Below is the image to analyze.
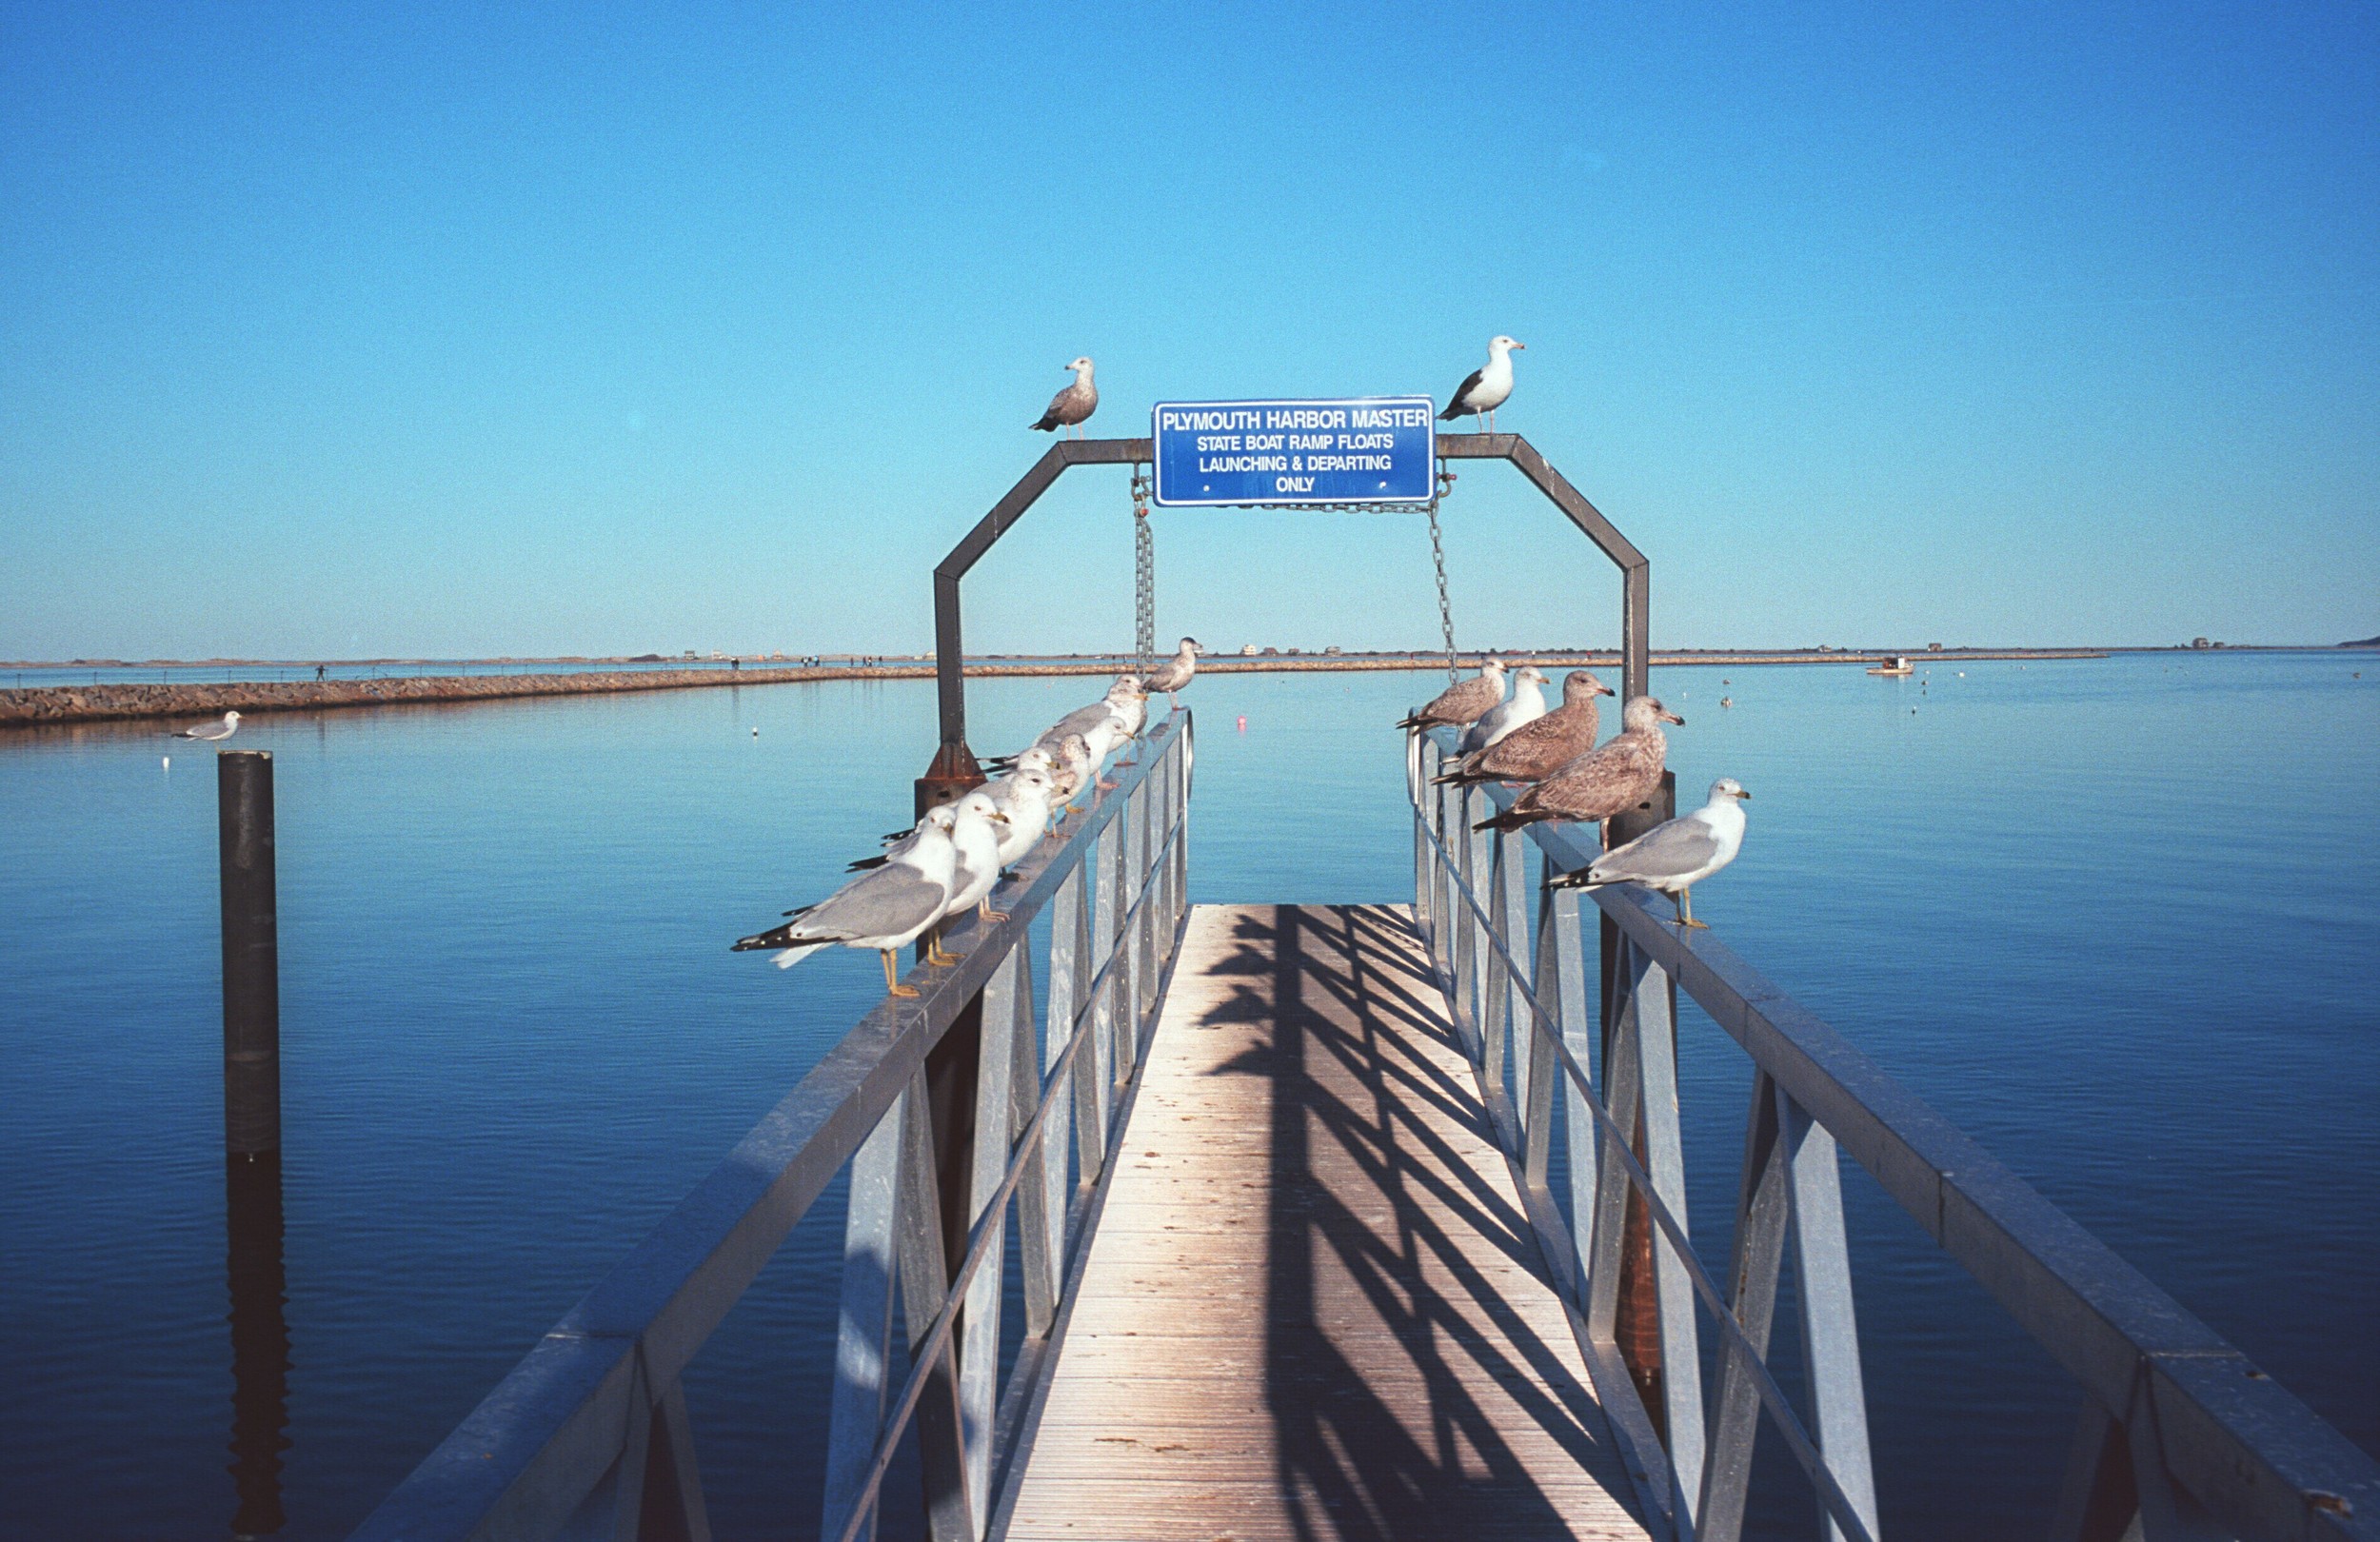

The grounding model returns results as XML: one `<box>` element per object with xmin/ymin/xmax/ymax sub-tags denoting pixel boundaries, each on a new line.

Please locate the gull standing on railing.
<box><xmin>732</xmin><ymin>806</ymin><xmax>960</xmax><ymax>997</ymax></box>
<box><xmin>1435</xmin><ymin>669</ymin><xmax>1614</xmax><ymax>786</ymax></box>
<box><xmin>986</xmin><ymin>769</ymin><xmax>1055</xmax><ymax>869</ymax></box>
<box><xmin>1031</xmin><ymin>356</ymin><xmax>1099</xmax><ymax>439</ymax></box>
<box><xmin>1476</xmin><ymin>694</ymin><xmax>1681</xmax><ymax>838</ymax></box>
<box><xmin>1143</xmin><ymin>637</ymin><xmax>1201</xmax><ymax>707</ymax></box>
<box><xmin>1398</xmin><ymin>658</ymin><xmax>1508</xmax><ymax>731</ymax></box>
<box><xmin>1045</xmin><ymin>734</ymin><xmax>1095</xmax><ymax>821</ymax></box>
<box><xmin>1459</xmin><ymin>664</ymin><xmax>1548</xmax><ymax>753</ymax></box>
<box><xmin>1554</xmin><ymin>777</ymin><xmax>1749</xmax><ymax>928</ymax></box>
<box><xmin>939</xmin><ymin>793</ymin><xmax>1014</xmax><ymax>931</ymax></box>
<box><xmin>1438</xmin><ymin>336</ymin><xmax>1525</xmax><ymax>434</ymax></box>
<box><xmin>171</xmin><ymin>710</ymin><xmax>241</xmax><ymax>741</ymax></box>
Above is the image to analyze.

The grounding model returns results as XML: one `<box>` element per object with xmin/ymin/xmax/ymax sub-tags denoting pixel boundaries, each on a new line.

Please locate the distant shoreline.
<box><xmin>0</xmin><ymin>644</ymin><xmax>2343</xmax><ymax>731</ymax></box>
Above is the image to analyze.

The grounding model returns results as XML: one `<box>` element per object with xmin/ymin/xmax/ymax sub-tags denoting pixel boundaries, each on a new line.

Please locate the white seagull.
<box><xmin>172</xmin><ymin>711</ymin><xmax>241</xmax><ymax>741</ymax></box>
<box><xmin>1554</xmin><ymin>778</ymin><xmax>1750</xmax><ymax>929</ymax></box>
<box><xmin>1439</xmin><ymin>336</ymin><xmax>1525</xmax><ymax>433</ymax></box>
<box><xmin>734</xmin><ymin>806</ymin><xmax>961</xmax><ymax>996</ymax></box>
<box><xmin>1459</xmin><ymin>665</ymin><xmax>1549</xmax><ymax>754</ymax></box>
<box><xmin>941</xmin><ymin>794</ymin><xmax>1015</xmax><ymax>928</ymax></box>
<box><xmin>1032</xmin><ymin>357</ymin><xmax>1099</xmax><ymax>439</ymax></box>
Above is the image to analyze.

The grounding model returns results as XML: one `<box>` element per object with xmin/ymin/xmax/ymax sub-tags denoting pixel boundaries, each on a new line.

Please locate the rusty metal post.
<box><xmin>1600</xmin><ymin>767</ymin><xmax>1676</xmax><ymax>1436</ymax></box>
<box><xmin>218</xmin><ymin>751</ymin><xmax>280</xmax><ymax>1156</ymax></box>
<box><xmin>225</xmin><ymin>1150</ymin><xmax>290</xmax><ymax>1540</ymax></box>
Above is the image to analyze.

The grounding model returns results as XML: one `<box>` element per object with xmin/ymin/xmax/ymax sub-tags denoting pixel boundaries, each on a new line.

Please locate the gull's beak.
<box><xmin>1736</xmin><ymin>789</ymin><xmax>1751</xmax><ymax>801</ymax></box>
<box><xmin>1660</xmin><ymin>709</ymin><xmax>1685</xmax><ymax>725</ymax></box>
<box><xmin>1511</xmin><ymin>341</ymin><xmax>1526</xmax><ymax>349</ymax></box>
<box><xmin>992</xmin><ymin>811</ymin><xmax>1011</xmax><ymax>824</ymax></box>
<box><xmin>1597</xmin><ymin>682</ymin><xmax>1616</xmax><ymax>696</ymax></box>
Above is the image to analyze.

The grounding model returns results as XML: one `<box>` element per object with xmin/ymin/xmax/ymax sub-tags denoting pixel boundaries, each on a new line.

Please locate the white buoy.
<box><xmin>751</xmin><ymin>727</ymin><xmax>759</xmax><ymax>737</ymax></box>
<box><xmin>162</xmin><ymin>755</ymin><xmax>170</xmax><ymax>770</ymax></box>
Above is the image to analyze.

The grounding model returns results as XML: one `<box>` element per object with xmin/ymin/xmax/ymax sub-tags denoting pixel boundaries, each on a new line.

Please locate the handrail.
<box><xmin>349</xmin><ymin>710</ymin><xmax>1195</xmax><ymax>1542</ymax></box>
<box><xmin>1406</xmin><ymin>727</ymin><xmax>2379</xmax><ymax>1542</ymax></box>
<box><xmin>1407</xmin><ymin>762</ymin><xmax>1876</xmax><ymax>1541</ymax></box>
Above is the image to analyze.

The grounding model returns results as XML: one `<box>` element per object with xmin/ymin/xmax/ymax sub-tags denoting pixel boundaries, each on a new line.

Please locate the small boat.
<box><xmin>1867</xmin><ymin>655</ymin><xmax>1914</xmax><ymax>677</ymax></box>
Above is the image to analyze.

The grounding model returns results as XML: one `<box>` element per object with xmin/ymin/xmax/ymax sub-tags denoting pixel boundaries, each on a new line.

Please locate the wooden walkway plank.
<box><xmin>999</xmin><ymin>904</ymin><xmax>1649</xmax><ymax>1542</ymax></box>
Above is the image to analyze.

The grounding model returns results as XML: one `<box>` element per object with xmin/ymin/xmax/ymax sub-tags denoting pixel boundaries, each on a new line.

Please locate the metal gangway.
<box><xmin>350</xmin><ymin>434</ymin><xmax>2377</xmax><ymax>1542</ymax></box>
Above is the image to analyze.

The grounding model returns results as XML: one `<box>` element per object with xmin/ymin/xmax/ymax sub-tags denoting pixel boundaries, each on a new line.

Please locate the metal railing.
<box><xmin>350</xmin><ymin>710</ymin><xmax>1195</xmax><ymax>1542</ymax></box>
<box><xmin>1406</xmin><ymin>728</ymin><xmax>2378</xmax><ymax>1542</ymax></box>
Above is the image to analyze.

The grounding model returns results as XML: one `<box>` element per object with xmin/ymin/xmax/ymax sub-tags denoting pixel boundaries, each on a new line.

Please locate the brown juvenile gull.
<box><xmin>1438</xmin><ymin>335</ymin><xmax>1525</xmax><ymax>434</ymax></box>
<box><xmin>1436</xmin><ymin>669</ymin><xmax>1614</xmax><ymax>786</ymax></box>
<box><xmin>1031</xmin><ymin>356</ymin><xmax>1099</xmax><ymax>439</ymax></box>
<box><xmin>1552</xmin><ymin>777</ymin><xmax>1749</xmax><ymax>928</ymax></box>
<box><xmin>1397</xmin><ymin>659</ymin><xmax>1508</xmax><ymax>731</ymax></box>
<box><xmin>1143</xmin><ymin>637</ymin><xmax>1200</xmax><ymax>705</ymax></box>
<box><xmin>1476</xmin><ymin>694</ymin><xmax>1682</xmax><ymax>836</ymax></box>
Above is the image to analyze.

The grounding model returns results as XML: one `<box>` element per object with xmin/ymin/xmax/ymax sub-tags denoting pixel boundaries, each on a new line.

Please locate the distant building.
<box><xmin>683</xmin><ymin>650</ymin><xmax>698</xmax><ymax>660</ymax></box>
<box><xmin>2192</xmin><ymin>637</ymin><xmax>2212</xmax><ymax>649</ymax></box>
<box><xmin>1240</xmin><ymin>643</ymin><xmax>1260</xmax><ymax>656</ymax></box>
<box><xmin>1927</xmin><ymin>642</ymin><xmax>1944</xmax><ymax>651</ymax></box>
<box><xmin>1324</xmin><ymin>645</ymin><xmax>1343</xmax><ymax>655</ymax></box>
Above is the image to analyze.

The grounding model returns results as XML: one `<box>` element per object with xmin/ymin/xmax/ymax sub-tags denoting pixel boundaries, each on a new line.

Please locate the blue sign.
<box><xmin>1151</xmin><ymin>397</ymin><xmax>1437</xmax><ymax>506</ymax></box>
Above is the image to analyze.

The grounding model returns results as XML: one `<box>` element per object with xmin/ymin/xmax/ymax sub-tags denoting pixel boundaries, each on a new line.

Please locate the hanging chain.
<box><xmin>1131</xmin><ymin>469</ymin><xmax>1157</xmax><ymax>670</ymax></box>
<box><xmin>1424</xmin><ymin>463</ymin><xmax>1459</xmax><ymax>680</ymax></box>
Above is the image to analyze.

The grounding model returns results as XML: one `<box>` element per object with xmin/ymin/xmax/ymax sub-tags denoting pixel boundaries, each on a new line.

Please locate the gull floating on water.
<box><xmin>1144</xmin><ymin>638</ymin><xmax>1200</xmax><ymax>706</ymax></box>
<box><xmin>1398</xmin><ymin>659</ymin><xmax>1508</xmax><ymax>732</ymax></box>
<box><xmin>1477</xmin><ymin>695</ymin><xmax>1681</xmax><ymax>836</ymax></box>
<box><xmin>1554</xmin><ymin>778</ymin><xmax>1749</xmax><ymax>929</ymax></box>
<box><xmin>1437</xmin><ymin>670</ymin><xmax>1613</xmax><ymax>786</ymax></box>
<box><xmin>172</xmin><ymin>711</ymin><xmax>241</xmax><ymax>741</ymax></box>
<box><xmin>734</xmin><ymin>805</ymin><xmax>960</xmax><ymax>997</ymax></box>
<box><xmin>1032</xmin><ymin>357</ymin><xmax>1099</xmax><ymax>439</ymax></box>
<box><xmin>1439</xmin><ymin>336</ymin><xmax>1525</xmax><ymax>434</ymax></box>
<box><xmin>1460</xmin><ymin>665</ymin><xmax>1549</xmax><ymax>754</ymax></box>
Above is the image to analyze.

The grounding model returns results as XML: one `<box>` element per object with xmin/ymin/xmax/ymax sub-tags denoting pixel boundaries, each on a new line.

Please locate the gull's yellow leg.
<box><xmin>980</xmin><ymin>899</ymin><xmax>1011</xmax><ymax>924</ymax></box>
<box><xmin>883</xmin><ymin>950</ymin><xmax>921</xmax><ymax>998</ymax></box>
<box><xmin>1678</xmin><ymin>888</ymin><xmax>1709</xmax><ymax>930</ymax></box>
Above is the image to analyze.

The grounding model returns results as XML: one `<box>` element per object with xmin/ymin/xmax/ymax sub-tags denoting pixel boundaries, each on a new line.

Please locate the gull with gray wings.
<box><xmin>1554</xmin><ymin>777</ymin><xmax>1749</xmax><ymax>929</ymax></box>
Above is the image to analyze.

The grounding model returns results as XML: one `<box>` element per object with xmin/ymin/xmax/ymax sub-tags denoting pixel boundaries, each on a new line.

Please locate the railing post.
<box><xmin>1061</xmin><ymin>864</ymin><xmax>1108</xmax><ymax>1188</ymax></box>
<box><xmin>1549</xmin><ymin>886</ymin><xmax>1597</xmax><ymax>1289</ymax></box>
<box><xmin>1522</xmin><ymin>873</ymin><xmax>1562</xmax><ymax>1191</ymax></box>
<box><xmin>1600</xmin><ymin>772</ymin><xmax>1676</xmax><ymax>1439</ymax></box>
<box><xmin>1780</xmin><ymin>1088</ymin><xmax>1878</xmax><ymax>1542</ymax></box>
<box><xmin>1009</xmin><ymin>943</ymin><xmax>1059</xmax><ymax>1340</ymax></box>
<box><xmin>958</xmin><ymin>949</ymin><xmax>1025</xmax><ymax>1532</ymax></box>
<box><xmin>1696</xmin><ymin>1071</ymin><xmax>1791</xmax><ymax>1542</ymax></box>
<box><xmin>1483</xmin><ymin>832</ymin><xmax>1512</xmax><ymax>1090</ymax></box>
<box><xmin>1630</xmin><ymin>941</ymin><xmax>1706</xmax><ymax>1529</ymax></box>
<box><xmin>896</xmin><ymin>1069</ymin><xmax>976</xmax><ymax>1542</ymax></box>
<box><xmin>1495</xmin><ymin>824</ymin><xmax>1531</xmax><ymax>1103</ymax></box>
<box><xmin>822</xmin><ymin>1094</ymin><xmax>908</xmax><ymax>1542</ymax></box>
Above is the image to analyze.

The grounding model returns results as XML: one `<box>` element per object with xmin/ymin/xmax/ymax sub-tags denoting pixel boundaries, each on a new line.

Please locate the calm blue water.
<box><xmin>1</xmin><ymin>653</ymin><xmax>2372</xmax><ymax>1540</ymax></box>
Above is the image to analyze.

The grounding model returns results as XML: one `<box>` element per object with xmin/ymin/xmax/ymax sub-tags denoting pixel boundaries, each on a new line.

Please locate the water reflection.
<box><xmin>225</xmin><ymin>1153</ymin><xmax>289</xmax><ymax>1539</ymax></box>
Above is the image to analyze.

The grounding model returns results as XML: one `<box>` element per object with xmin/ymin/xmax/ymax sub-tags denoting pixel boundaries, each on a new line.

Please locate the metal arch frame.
<box><xmin>922</xmin><ymin>432</ymin><xmax>1651</xmax><ymax>801</ymax></box>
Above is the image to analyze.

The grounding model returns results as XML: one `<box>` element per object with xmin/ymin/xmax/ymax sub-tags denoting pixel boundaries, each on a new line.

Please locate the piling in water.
<box><xmin>218</xmin><ymin>751</ymin><xmax>279</xmax><ymax>1156</ymax></box>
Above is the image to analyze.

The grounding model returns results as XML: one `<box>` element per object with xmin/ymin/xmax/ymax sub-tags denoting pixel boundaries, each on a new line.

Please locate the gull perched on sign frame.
<box><xmin>1439</xmin><ymin>336</ymin><xmax>1525</xmax><ymax>433</ymax></box>
<box><xmin>1032</xmin><ymin>357</ymin><xmax>1099</xmax><ymax>439</ymax></box>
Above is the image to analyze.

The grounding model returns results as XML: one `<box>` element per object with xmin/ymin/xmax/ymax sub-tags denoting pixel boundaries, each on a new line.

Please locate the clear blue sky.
<box><xmin>3</xmin><ymin>2</ymin><xmax>2373</xmax><ymax>659</ymax></box>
